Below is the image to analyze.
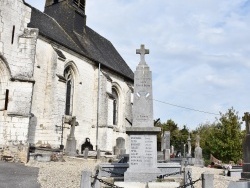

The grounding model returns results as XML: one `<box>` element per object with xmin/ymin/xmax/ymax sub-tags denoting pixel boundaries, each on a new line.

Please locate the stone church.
<box><xmin>0</xmin><ymin>0</ymin><xmax>133</xmax><ymax>160</ymax></box>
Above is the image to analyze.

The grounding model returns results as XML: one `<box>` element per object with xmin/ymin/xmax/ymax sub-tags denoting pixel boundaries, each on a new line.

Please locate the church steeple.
<box><xmin>72</xmin><ymin>0</ymin><xmax>86</xmax><ymax>14</ymax></box>
<box><xmin>45</xmin><ymin>0</ymin><xmax>86</xmax><ymax>15</ymax></box>
<box><xmin>44</xmin><ymin>0</ymin><xmax>87</xmax><ymax>35</ymax></box>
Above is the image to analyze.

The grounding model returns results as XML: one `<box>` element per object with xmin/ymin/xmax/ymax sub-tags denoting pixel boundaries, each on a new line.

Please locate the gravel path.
<box><xmin>27</xmin><ymin>157</ymin><xmax>101</xmax><ymax>188</ymax></box>
<box><xmin>189</xmin><ymin>166</ymin><xmax>239</xmax><ymax>188</ymax></box>
<box><xmin>27</xmin><ymin>158</ymin><xmax>240</xmax><ymax>188</ymax></box>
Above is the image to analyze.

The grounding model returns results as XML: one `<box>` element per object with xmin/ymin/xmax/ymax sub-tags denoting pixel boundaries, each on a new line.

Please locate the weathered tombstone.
<box><xmin>114</xmin><ymin>137</ymin><xmax>126</xmax><ymax>156</ymax></box>
<box><xmin>163</xmin><ymin>149</ymin><xmax>171</xmax><ymax>161</ymax></box>
<box><xmin>84</xmin><ymin>148</ymin><xmax>89</xmax><ymax>159</ymax></box>
<box><xmin>171</xmin><ymin>145</ymin><xmax>174</xmax><ymax>156</ymax></box>
<box><xmin>194</xmin><ymin>135</ymin><xmax>204</xmax><ymax>167</ymax></box>
<box><xmin>124</xmin><ymin>45</ymin><xmax>161</xmax><ymax>182</ymax></box>
<box><xmin>65</xmin><ymin>116</ymin><xmax>77</xmax><ymax>156</ymax></box>
<box><xmin>242</xmin><ymin>112</ymin><xmax>250</xmax><ymax>179</ymax></box>
<box><xmin>161</xmin><ymin>131</ymin><xmax>170</xmax><ymax>151</ymax></box>
<box><xmin>161</xmin><ymin>131</ymin><xmax>170</xmax><ymax>161</ymax></box>
<box><xmin>187</xmin><ymin>134</ymin><xmax>191</xmax><ymax>157</ymax></box>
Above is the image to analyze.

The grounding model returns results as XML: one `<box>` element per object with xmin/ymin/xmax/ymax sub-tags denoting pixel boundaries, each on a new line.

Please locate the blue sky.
<box><xmin>25</xmin><ymin>0</ymin><xmax>250</xmax><ymax>130</ymax></box>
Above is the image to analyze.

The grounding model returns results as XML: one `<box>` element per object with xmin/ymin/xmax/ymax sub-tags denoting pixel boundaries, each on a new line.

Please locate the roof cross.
<box><xmin>136</xmin><ymin>44</ymin><xmax>149</xmax><ymax>63</ymax></box>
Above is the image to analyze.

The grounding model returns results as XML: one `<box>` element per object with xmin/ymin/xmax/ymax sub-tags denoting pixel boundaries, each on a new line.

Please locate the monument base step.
<box><xmin>115</xmin><ymin>182</ymin><xmax>180</xmax><ymax>188</ymax></box>
<box><xmin>124</xmin><ymin>170</ymin><xmax>160</xmax><ymax>182</ymax></box>
<box><xmin>228</xmin><ymin>181</ymin><xmax>250</xmax><ymax>188</ymax></box>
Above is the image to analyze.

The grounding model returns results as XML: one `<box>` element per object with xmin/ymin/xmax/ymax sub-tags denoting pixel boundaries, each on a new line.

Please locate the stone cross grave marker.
<box><xmin>187</xmin><ymin>134</ymin><xmax>191</xmax><ymax>157</ymax></box>
<box><xmin>124</xmin><ymin>45</ymin><xmax>161</xmax><ymax>182</ymax></box>
<box><xmin>65</xmin><ymin>116</ymin><xmax>77</xmax><ymax>156</ymax></box>
<box><xmin>194</xmin><ymin>134</ymin><xmax>204</xmax><ymax>167</ymax></box>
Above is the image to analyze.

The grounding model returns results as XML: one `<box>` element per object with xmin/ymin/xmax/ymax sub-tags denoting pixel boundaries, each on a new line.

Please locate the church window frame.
<box><xmin>64</xmin><ymin>66</ymin><xmax>75</xmax><ymax>116</ymax></box>
<box><xmin>112</xmin><ymin>87</ymin><xmax>119</xmax><ymax>126</ymax></box>
<box><xmin>0</xmin><ymin>58</ymin><xmax>11</xmax><ymax>111</ymax></box>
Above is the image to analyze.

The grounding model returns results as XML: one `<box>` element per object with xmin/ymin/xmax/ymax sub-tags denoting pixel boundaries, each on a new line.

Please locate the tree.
<box><xmin>205</xmin><ymin>107</ymin><xmax>243</xmax><ymax>163</ymax></box>
<box><xmin>193</xmin><ymin>123</ymin><xmax>216</xmax><ymax>160</ymax></box>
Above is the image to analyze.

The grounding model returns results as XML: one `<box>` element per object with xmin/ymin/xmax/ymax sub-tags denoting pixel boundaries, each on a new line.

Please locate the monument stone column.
<box><xmin>242</xmin><ymin>112</ymin><xmax>250</xmax><ymax>179</ymax></box>
<box><xmin>124</xmin><ymin>45</ymin><xmax>161</xmax><ymax>182</ymax></box>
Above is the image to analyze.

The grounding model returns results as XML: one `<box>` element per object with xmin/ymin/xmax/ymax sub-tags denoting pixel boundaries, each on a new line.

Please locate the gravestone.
<box><xmin>124</xmin><ymin>45</ymin><xmax>161</xmax><ymax>182</ymax></box>
<box><xmin>242</xmin><ymin>112</ymin><xmax>250</xmax><ymax>179</ymax></box>
<box><xmin>187</xmin><ymin>134</ymin><xmax>191</xmax><ymax>157</ymax></box>
<box><xmin>65</xmin><ymin>116</ymin><xmax>77</xmax><ymax>156</ymax></box>
<box><xmin>171</xmin><ymin>145</ymin><xmax>174</xmax><ymax>156</ymax></box>
<box><xmin>84</xmin><ymin>148</ymin><xmax>89</xmax><ymax>159</ymax></box>
<box><xmin>194</xmin><ymin>135</ymin><xmax>204</xmax><ymax>167</ymax></box>
<box><xmin>114</xmin><ymin>137</ymin><xmax>126</xmax><ymax>156</ymax></box>
<box><xmin>163</xmin><ymin>149</ymin><xmax>171</xmax><ymax>161</ymax></box>
<box><xmin>161</xmin><ymin>131</ymin><xmax>170</xmax><ymax>151</ymax></box>
<box><xmin>161</xmin><ymin>131</ymin><xmax>170</xmax><ymax>161</ymax></box>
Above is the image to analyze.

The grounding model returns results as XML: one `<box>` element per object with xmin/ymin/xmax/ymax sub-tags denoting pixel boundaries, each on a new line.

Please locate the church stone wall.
<box><xmin>31</xmin><ymin>38</ymin><xmax>98</xmax><ymax>150</ymax></box>
<box><xmin>0</xmin><ymin>0</ymin><xmax>132</xmax><ymax>155</ymax></box>
<box><xmin>0</xmin><ymin>0</ymin><xmax>38</xmax><ymax>162</ymax></box>
<box><xmin>30</xmin><ymin>37</ymin><xmax>133</xmax><ymax>152</ymax></box>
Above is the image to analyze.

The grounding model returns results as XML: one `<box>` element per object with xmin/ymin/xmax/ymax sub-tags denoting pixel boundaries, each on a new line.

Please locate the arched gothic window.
<box><xmin>64</xmin><ymin>67</ymin><xmax>74</xmax><ymax>115</ymax></box>
<box><xmin>0</xmin><ymin>59</ymin><xmax>10</xmax><ymax>111</ymax></box>
<box><xmin>112</xmin><ymin>88</ymin><xmax>119</xmax><ymax>125</ymax></box>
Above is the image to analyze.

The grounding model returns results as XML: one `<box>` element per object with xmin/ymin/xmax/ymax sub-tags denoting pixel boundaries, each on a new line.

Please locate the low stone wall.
<box><xmin>0</xmin><ymin>144</ymin><xmax>28</xmax><ymax>163</ymax></box>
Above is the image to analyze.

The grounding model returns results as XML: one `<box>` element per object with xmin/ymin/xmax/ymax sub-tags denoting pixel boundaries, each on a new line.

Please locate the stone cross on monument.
<box><xmin>124</xmin><ymin>44</ymin><xmax>161</xmax><ymax>183</ymax></box>
<box><xmin>242</xmin><ymin>112</ymin><xmax>250</xmax><ymax>179</ymax></box>
<box><xmin>136</xmin><ymin>44</ymin><xmax>149</xmax><ymax>63</ymax></box>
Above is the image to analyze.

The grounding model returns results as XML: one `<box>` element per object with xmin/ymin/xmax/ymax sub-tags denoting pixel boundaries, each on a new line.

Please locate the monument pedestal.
<box><xmin>124</xmin><ymin>127</ymin><xmax>161</xmax><ymax>182</ymax></box>
<box><xmin>65</xmin><ymin>136</ymin><xmax>77</xmax><ymax>156</ymax></box>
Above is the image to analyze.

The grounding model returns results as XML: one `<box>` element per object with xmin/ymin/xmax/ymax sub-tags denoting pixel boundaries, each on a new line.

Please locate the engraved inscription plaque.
<box><xmin>130</xmin><ymin>135</ymin><xmax>156</xmax><ymax>168</ymax></box>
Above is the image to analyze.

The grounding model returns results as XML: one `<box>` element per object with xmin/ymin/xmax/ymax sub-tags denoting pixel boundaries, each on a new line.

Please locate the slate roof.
<box><xmin>27</xmin><ymin>4</ymin><xmax>134</xmax><ymax>81</ymax></box>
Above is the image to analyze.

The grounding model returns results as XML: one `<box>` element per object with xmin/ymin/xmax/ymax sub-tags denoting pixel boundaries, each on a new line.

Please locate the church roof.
<box><xmin>27</xmin><ymin>6</ymin><xmax>134</xmax><ymax>81</ymax></box>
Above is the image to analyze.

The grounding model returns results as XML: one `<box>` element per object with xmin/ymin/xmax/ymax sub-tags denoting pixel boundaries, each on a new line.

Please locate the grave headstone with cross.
<box><xmin>65</xmin><ymin>116</ymin><xmax>78</xmax><ymax>156</ymax></box>
<box><xmin>187</xmin><ymin>134</ymin><xmax>192</xmax><ymax>157</ymax></box>
<box><xmin>194</xmin><ymin>135</ymin><xmax>204</xmax><ymax>167</ymax></box>
<box><xmin>124</xmin><ymin>45</ymin><xmax>161</xmax><ymax>182</ymax></box>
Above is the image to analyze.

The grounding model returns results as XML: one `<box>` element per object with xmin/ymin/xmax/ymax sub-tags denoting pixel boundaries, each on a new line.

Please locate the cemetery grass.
<box><xmin>27</xmin><ymin>158</ymin><xmax>240</xmax><ymax>188</ymax></box>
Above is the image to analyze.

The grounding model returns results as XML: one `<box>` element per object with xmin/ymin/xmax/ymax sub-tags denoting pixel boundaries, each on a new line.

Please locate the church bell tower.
<box><xmin>45</xmin><ymin>0</ymin><xmax>86</xmax><ymax>14</ymax></box>
<box><xmin>44</xmin><ymin>0</ymin><xmax>87</xmax><ymax>35</ymax></box>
